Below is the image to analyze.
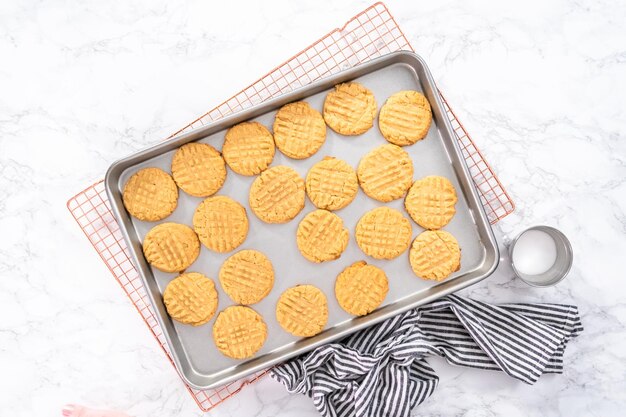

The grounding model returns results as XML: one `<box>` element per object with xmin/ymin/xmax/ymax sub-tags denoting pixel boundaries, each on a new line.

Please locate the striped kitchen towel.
<box><xmin>271</xmin><ymin>294</ymin><xmax>583</xmax><ymax>417</ymax></box>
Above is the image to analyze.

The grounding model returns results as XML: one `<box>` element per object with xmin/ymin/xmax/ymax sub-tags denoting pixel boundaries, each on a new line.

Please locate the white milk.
<box><xmin>512</xmin><ymin>230</ymin><xmax>557</xmax><ymax>275</ymax></box>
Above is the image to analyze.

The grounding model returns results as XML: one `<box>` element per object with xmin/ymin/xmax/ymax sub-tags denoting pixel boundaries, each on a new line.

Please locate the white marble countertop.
<box><xmin>1</xmin><ymin>0</ymin><xmax>625</xmax><ymax>416</ymax></box>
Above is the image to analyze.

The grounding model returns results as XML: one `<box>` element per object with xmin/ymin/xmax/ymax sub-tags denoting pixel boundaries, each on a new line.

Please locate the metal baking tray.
<box><xmin>105</xmin><ymin>51</ymin><xmax>499</xmax><ymax>390</ymax></box>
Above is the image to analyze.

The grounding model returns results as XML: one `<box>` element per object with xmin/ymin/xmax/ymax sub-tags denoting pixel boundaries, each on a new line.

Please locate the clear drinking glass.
<box><xmin>508</xmin><ymin>225</ymin><xmax>573</xmax><ymax>287</ymax></box>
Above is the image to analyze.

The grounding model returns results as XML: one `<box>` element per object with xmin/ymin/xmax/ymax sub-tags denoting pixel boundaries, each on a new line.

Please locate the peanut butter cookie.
<box><xmin>273</xmin><ymin>101</ymin><xmax>326</xmax><ymax>159</ymax></box>
<box><xmin>219</xmin><ymin>250</ymin><xmax>274</xmax><ymax>305</ymax></box>
<box><xmin>122</xmin><ymin>167</ymin><xmax>178</xmax><ymax>221</ymax></box>
<box><xmin>249</xmin><ymin>165</ymin><xmax>305</xmax><ymax>223</ymax></box>
<box><xmin>296</xmin><ymin>209</ymin><xmax>349</xmax><ymax>263</ymax></box>
<box><xmin>276</xmin><ymin>285</ymin><xmax>328</xmax><ymax>337</ymax></box>
<box><xmin>142</xmin><ymin>222</ymin><xmax>200</xmax><ymax>273</ymax></box>
<box><xmin>379</xmin><ymin>90</ymin><xmax>432</xmax><ymax>146</ymax></box>
<box><xmin>335</xmin><ymin>261</ymin><xmax>388</xmax><ymax>316</ymax></box>
<box><xmin>405</xmin><ymin>176</ymin><xmax>457</xmax><ymax>230</ymax></box>
<box><xmin>323</xmin><ymin>82</ymin><xmax>377</xmax><ymax>135</ymax></box>
<box><xmin>357</xmin><ymin>144</ymin><xmax>413</xmax><ymax>202</ymax></box>
<box><xmin>355</xmin><ymin>207</ymin><xmax>412</xmax><ymax>260</ymax></box>
<box><xmin>409</xmin><ymin>230</ymin><xmax>461</xmax><ymax>281</ymax></box>
<box><xmin>171</xmin><ymin>142</ymin><xmax>226</xmax><ymax>197</ymax></box>
<box><xmin>305</xmin><ymin>157</ymin><xmax>358</xmax><ymax>211</ymax></box>
<box><xmin>223</xmin><ymin>122</ymin><xmax>275</xmax><ymax>176</ymax></box>
<box><xmin>163</xmin><ymin>272</ymin><xmax>218</xmax><ymax>326</ymax></box>
<box><xmin>193</xmin><ymin>196</ymin><xmax>248</xmax><ymax>253</ymax></box>
<box><xmin>213</xmin><ymin>306</ymin><xmax>267</xmax><ymax>359</ymax></box>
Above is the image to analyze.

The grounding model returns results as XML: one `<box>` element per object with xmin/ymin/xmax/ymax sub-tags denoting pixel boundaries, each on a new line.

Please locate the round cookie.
<box><xmin>193</xmin><ymin>196</ymin><xmax>248</xmax><ymax>253</ymax></box>
<box><xmin>273</xmin><ymin>101</ymin><xmax>326</xmax><ymax>159</ymax></box>
<box><xmin>249</xmin><ymin>165</ymin><xmax>305</xmax><ymax>223</ymax></box>
<box><xmin>379</xmin><ymin>90</ymin><xmax>432</xmax><ymax>146</ymax></box>
<box><xmin>122</xmin><ymin>167</ymin><xmax>178</xmax><ymax>221</ymax></box>
<box><xmin>357</xmin><ymin>144</ymin><xmax>413</xmax><ymax>202</ymax></box>
<box><xmin>405</xmin><ymin>176</ymin><xmax>458</xmax><ymax>230</ymax></box>
<box><xmin>163</xmin><ymin>272</ymin><xmax>218</xmax><ymax>326</ymax></box>
<box><xmin>213</xmin><ymin>306</ymin><xmax>267</xmax><ymax>359</ymax></box>
<box><xmin>222</xmin><ymin>121</ymin><xmax>275</xmax><ymax>176</ymax></box>
<box><xmin>323</xmin><ymin>82</ymin><xmax>377</xmax><ymax>135</ymax></box>
<box><xmin>296</xmin><ymin>209</ymin><xmax>349</xmax><ymax>263</ymax></box>
<box><xmin>276</xmin><ymin>285</ymin><xmax>328</xmax><ymax>337</ymax></box>
<box><xmin>142</xmin><ymin>222</ymin><xmax>200</xmax><ymax>273</ymax></box>
<box><xmin>355</xmin><ymin>207</ymin><xmax>412</xmax><ymax>260</ymax></box>
<box><xmin>219</xmin><ymin>250</ymin><xmax>274</xmax><ymax>305</ymax></box>
<box><xmin>305</xmin><ymin>157</ymin><xmax>358</xmax><ymax>211</ymax></box>
<box><xmin>335</xmin><ymin>261</ymin><xmax>388</xmax><ymax>316</ymax></box>
<box><xmin>171</xmin><ymin>142</ymin><xmax>226</xmax><ymax>197</ymax></box>
<box><xmin>409</xmin><ymin>230</ymin><xmax>461</xmax><ymax>281</ymax></box>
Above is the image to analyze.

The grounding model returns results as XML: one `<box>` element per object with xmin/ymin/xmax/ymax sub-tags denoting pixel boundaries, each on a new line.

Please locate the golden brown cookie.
<box><xmin>355</xmin><ymin>207</ymin><xmax>412</xmax><ymax>260</ymax></box>
<box><xmin>171</xmin><ymin>142</ymin><xmax>226</xmax><ymax>197</ymax></box>
<box><xmin>405</xmin><ymin>176</ymin><xmax>458</xmax><ymax>230</ymax></box>
<box><xmin>305</xmin><ymin>157</ymin><xmax>358</xmax><ymax>211</ymax></box>
<box><xmin>273</xmin><ymin>101</ymin><xmax>326</xmax><ymax>159</ymax></box>
<box><xmin>379</xmin><ymin>90</ymin><xmax>432</xmax><ymax>146</ymax></box>
<box><xmin>357</xmin><ymin>144</ymin><xmax>413</xmax><ymax>202</ymax></box>
<box><xmin>219</xmin><ymin>250</ymin><xmax>274</xmax><ymax>305</ymax></box>
<box><xmin>296</xmin><ymin>210</ymin><xmax>349</xmax><ymax>263</ymax></box>
<box><xmin>163</xmin><ymin>272</ymin><xmax>218</xmax><ymax>326</ymax></box>
<box><xmin>122</xmin><ymin>167</ymin><xmax>178</xmax><ymax>221</ymax></box>
<box><xmin>249</xmin><ymin>165</ymin><xmax>305</xmax><ymax>223</ymax></box>
<box><xmin>142</xmin><ymin>222</ymin><xmax>200</xmax><ymax>273</ymax></box>
<box><xmin>276</xmin><ymin>285</ymin><xmax>328</xmax><ymax>337</ymax></box>
<box><xmin>213</xmin><ymin>306</ymin><xmax>267</xmax><ymax>359</ymax></box>
<box><xmin>409</xmin><ymin>230</ymin><xmax>461</xmax><ymax>281</ymax></box>
<box><xmin>323</xmin><ymin>82</ymin><xmax>377</xmax><ymax>135</ymax></box>
<box><xmin>335</xmin><ymin>261</ymin><xmax>388</xmax><ymax>316</ymax></box>
<box><xmin>222</xmin><ymin>122</ymin><xmax>275</xmax><ymax>176</ymax></box>
<box><xmin>193</xmin><ymin>196</ymin><xmax>248</xmax><ymax>253</ymax></box>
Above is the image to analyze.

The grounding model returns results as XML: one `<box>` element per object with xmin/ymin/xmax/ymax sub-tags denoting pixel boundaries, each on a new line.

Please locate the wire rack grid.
<box><xmin>67</xmin><ymin>2</ymin><xmax>514</xmax><ymax>412</ymax></box>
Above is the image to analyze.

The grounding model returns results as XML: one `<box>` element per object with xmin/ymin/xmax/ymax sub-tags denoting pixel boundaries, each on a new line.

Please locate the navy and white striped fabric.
<box><xmin>271</xmin><ymin>294</ymin><xmax>583</xmax><ymax>417</ymax></box>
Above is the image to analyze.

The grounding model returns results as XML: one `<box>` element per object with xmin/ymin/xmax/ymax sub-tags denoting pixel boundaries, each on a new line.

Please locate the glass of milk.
<box><xmin>509</xmin><ymin>226</ymin><xmax>573</xmax><ymax>287</ymax></box>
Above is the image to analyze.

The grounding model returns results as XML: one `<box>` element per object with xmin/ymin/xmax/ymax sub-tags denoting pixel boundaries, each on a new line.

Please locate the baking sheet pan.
<box><xmin>105</xmin><ymin>51</ymin><xmax>499</xmax><ymax>389</ymax></box>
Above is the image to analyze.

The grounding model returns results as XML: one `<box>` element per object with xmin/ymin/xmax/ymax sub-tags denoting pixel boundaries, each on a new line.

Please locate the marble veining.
<box><xmin>1</xmin><ymin>0</ymin><xmax>624</xmax><ymax>416</ymax></box>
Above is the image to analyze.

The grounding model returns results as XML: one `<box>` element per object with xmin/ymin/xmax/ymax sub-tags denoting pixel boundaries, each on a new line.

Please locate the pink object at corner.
<box><xmin>62</xmin><ymin>404</ymin><xmax>131</xmax><ymax>417</ymax></box>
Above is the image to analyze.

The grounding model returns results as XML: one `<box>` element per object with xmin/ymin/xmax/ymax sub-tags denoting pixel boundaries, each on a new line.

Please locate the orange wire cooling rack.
<box><xmin>67</xmin><ymin>2</ymin><xmax>514</xmax><ymax>412</ymax></box>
